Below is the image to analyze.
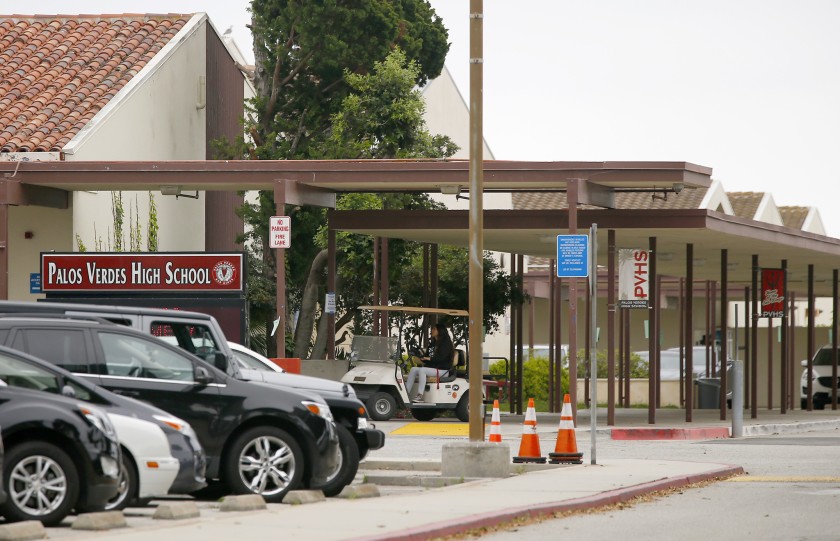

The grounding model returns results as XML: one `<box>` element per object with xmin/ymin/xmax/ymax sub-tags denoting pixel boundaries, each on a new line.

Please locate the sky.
<box><xmin>11</xmin><ymin>1</ymin><xmax>840</xmax><ymax>234</ymax></box>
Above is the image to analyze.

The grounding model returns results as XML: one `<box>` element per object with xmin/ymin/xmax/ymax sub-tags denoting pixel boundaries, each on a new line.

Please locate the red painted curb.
<box><xmin>349</xmin><ymin>464</ymin><xmax>744</xmax><ymax>541</ymax></box>
<box><xmin>611</xmin><ymin>427</ymin><xmax>730</xmax><ymax>440</ymax></box>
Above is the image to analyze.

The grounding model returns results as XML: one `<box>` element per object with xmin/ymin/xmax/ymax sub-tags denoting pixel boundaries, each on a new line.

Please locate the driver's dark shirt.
<box><xmin>426</xmin><ymin>337</ymin><xmax>453</xmax><ymax>370</ymax></box>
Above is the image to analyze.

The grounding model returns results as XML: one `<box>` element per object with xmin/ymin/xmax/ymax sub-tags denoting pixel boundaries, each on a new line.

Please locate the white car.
<box><xmin>106</xmin><ymin>414</ymin><xmax>181</xmax><ymax>509</ymax></box>
<box><xmin>800</xmin><ymin>346</ymin><xmax>840</xmax><ymax>409</ymax></box>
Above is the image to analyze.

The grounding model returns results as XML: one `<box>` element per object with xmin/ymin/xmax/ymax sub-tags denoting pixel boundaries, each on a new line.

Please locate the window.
<box><xmin>0</xmin><ymin>352</ymin><xmax>60</xmax><ymax>394</ymax></box>
<box><xmin>151</xmin><ymin>322</ymin><xmax>220</xmax><ymax>362</ymax></box>
<box><xmin>22</xmin><ymin>329</ymin><xmax>90</xmax><ymax>373</ymax></box>
<box><xmin>99</xmin><ymin>332</ymin><xmax>195</xmax><ymax>381</ymax></box>
<box><xmin>232</xmin><ymin>349</ymin><xmax>275</xmax><ymax>372</ymax></box>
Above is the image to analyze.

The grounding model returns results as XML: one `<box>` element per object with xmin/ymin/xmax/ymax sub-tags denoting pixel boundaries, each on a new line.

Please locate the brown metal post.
<box><xmin>789</xmin><ymin>291</ymin><xmax>796</xmax><ymax>409</ymax></box>
<box><xmin>780</xmin><ymin>260</ymin><xmax>788</xmax><ymax>414</ymax></box>
<box><xmin>807</xmin><ymin>264</ymin><xmax>815</xmax><ymax>411</ymax></box>
<box><xmin>430</xmin><ymin>244</ymin><xmax>439</xmax><ymax>309</ymax></box>
<box><xmin>685</xmin><ymin>243</ymin><xmax>694</xmax><ymax>422</ymax></box>
<box><xmin>655</xmin><ymin>274</ymin><xmax>662</xmax><ymax>409</ymax></box>
<box><xmin>705</xmin><ymin>281</ymin><xmax>711</xmax><ymax>377</ymax></box>
<box><xmin>327</xmin><ymin>228</ymin><xmax>336</xmax><ymax>360</ymax></box>
<box><xmin>720</xmin><ymin>250</ymin><xmax>728</xmax><ymax>420</ymax></box>
<box><xmin>549</xmin><ymin>259</ymin><xmax>556</xmax><ymax>412</ymax></box>
<box><xmin>568</xmin><ymin>179</ymin><xmax>579</xmax><ymax>416</ymax></box>
<box><xmin>768</xmin><ymin>317</ymin><xmax>773</xmax><ymax>410</ymax></box>
<box><xmin>618</xmin><ymin>307</ymin><xmax>624</xmax><ymax>406</ymax></box>
<box><xmin>0</xmin><ymin>202</ymin><xmax>6</xmax><ymax>300</ymax></box>
<box><xmin>624</xmin><ymin>308</ymin><xmax>631</xmax><ymax>408</ymax></box>
<box><xmin>380</xmin><ymin>238</ymin><xmax>389</xmax><ymax>336</ymax></box>
<box><xmin>833</xmin><ymin>269</ymin><xmax>838</xmax><ymax>410</ymax></box>
<box><xmin>274</xmin><ymin>181</ymin><xmax>287</xmax><ymax>357</ymax></box>
<box><xmin>751</xmin><ymin>255</ymin><xmax>758</xmax><ymax>419</ymax></box>
<box><xmin>608</xmin><ymin>229</ymin><xmax>616</xmax><ymax>425</ymax></box>
<box><xmin>648</xmin><ymin>237</ymin><xmax>657</xmax><ymax>424</ymax></box>
<box><xmin>509</xmin><ymin>254</ymin><xmax>517</xmax><ymax>414</ymax></box>
<box><xmin>711</xmin><ymin>280</ymin><xmax>717</xmax><ymax>378</ymax></box>
<box><xmin>555</xmin><ymin>276</ymin><xmax>563</xmax><ymax>412</ymax></box>
<box><xmin>516</xmin><ymin>254</ymin><xmax>525</xmax><ymax>415</ymax></box>
<box><xmin>584</xmin><ymin>279</ymin><xmax>591</xmax><ymax>407</ymax></box>
<box><xmin>372</xmin><ymin>238</ymin><xmax>380</xmax><ymax>335</ymax></box>
<box><xmin>679</xmin><ymin>277</ymin><xmax>685</xmax><ymax>406</ymax></box>
<box><xmin>745</xmin><ymin>286</ymin><xmax>751</xmax><ymax>409</ymax></box>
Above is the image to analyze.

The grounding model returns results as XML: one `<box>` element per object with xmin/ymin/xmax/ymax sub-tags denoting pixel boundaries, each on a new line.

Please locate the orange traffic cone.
<box><xmin>513</xmin><ymin>398</ymin><xmax>546</xmax><ymax>463</ymax></box>
<box><xmin>549</xmin><ymin>394</ymin><xmax>583</xmax><ymax>464</ymax></box>
<box><xmin>488</xmin><ymin>400</ymin><xmax>502</xmax><ymax>443</ymax></box>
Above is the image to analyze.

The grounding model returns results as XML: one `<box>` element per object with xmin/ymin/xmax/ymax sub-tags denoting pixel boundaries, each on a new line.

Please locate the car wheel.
<box><xmin>316</xmin><ymin>425</ymin><xmax>359</xmax><ymax>497</ymax></box>
<box><xmin>224</xmin><ymin>426</ymin><xmax>304</xmax><ymax>503</ymax></box>
<box><xmin>411</xmin><ymin>408</ymin><xmax>437</xmax><ymax>422</ymax></box>
<box><xmin>104</xmin><ymin>451</ymin><xmax>137</xmax><ymax>511</ymax></box>
<box><xmin>367</xmin><ymin>392</ymin><xmax>397</xmax><ymax>421</ymax></box>
<box><xmin>0</xmin><ymin>441</ymin><xmax>79</xmax><ymax>526</ymax></box>
<box><xmin>455</xmin><ymin>391</ymin><xmax>470</xmax><ymax>423</ymax></box>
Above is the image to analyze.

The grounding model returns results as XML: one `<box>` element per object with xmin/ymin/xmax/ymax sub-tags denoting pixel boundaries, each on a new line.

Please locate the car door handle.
<box><xmin>113</xmin><ymin>389</ymin><xmax>141</xmax><ymax>398</ymax></box>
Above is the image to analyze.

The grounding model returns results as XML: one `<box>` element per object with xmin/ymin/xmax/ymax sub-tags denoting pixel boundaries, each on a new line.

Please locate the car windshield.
<box><xmin>814</xmin><ymin>348</ymin><xmax>840</xmax><ymax>366</ymax></box>
<box><xmin>232</xmin><ymin>349</ymin><xmax>274</xmax><ymax>371</ymax></box>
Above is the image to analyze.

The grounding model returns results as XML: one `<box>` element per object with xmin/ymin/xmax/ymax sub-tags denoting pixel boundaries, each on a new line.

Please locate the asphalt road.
<box><xmin>477</xmin><ymin>429</ymin><xmax>840</xmax><ymax>541</ymax></box>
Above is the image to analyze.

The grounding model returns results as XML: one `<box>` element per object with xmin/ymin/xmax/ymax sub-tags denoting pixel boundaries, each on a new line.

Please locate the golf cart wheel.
<box><xmin>411</xmin><ymin>409</ymin><xmax>437</xmax><ymax>422</ymax></box>
<box><xmin>367</xmin><ymin>392</ymin><xmax>397</xmax><ymax>421</ymax></box>
<box><xmin>455</xmin><ymin>391</ymin><xmax>470</xmax><ymax>423</ymax></box>
<box><xmin>316</xmin><ymin>425</ymin><xmax>359</xmax><ymax>497</ymax></box>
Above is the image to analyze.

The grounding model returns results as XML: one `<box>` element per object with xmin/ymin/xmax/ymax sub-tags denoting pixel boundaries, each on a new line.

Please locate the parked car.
<box><xmin>0</xmin><ymin>345</ymin><xmax>205</xmax><ymax>509</ymax></box>
<box><xmin>636</xmin><ymin>346</ymin><xmax>726</xmax><ymax>380</ymax></box>
<box><xmin>800</xmin><ymin>346</ymin><xmax>840</xmax><ymax>409</ymax></box>
<box><xmin>0</xmin><ymin>301</ymin><xmax>382</xmax><ymax>497</ymax></box>
<box><xmin>0</xmin><ymin>315</ymin><xmax>339</xmax><ymax>502</ymax></box>
<box><xmin>0</xmin><ymin>381</ymin><xmax>120</xmax><ymax>525</ymax></box>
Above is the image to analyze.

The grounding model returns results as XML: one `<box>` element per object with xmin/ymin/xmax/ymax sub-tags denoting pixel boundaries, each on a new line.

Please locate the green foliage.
<box><xmin>488</xmin><ymin>357</ymin><xmax>569</xmax><ymax>403</ymax></box>
<box><xmin>111</xmin><ymin>192</ymin><xmax>124</xmax><ymax>252</ymax></box>
<box><xmin>75</xmin><ymin>234</ymin><xmax>87</xmax><ymax>252</ymax></box>
<box><xmin>147</xmin><ymin>192</ymin><xmax>159</xmax><ymax>252</ymax></box>
<box><xmin>576</xmin><ymin>349</ymin><xmax>649</xmax><ymax>378</ymax></box>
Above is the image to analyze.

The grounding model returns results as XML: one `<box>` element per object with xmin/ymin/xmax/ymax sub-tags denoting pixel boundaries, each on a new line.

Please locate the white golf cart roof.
<box><xmin>358</xmin><ymin>305</ymin><xmax>469</xmax><ymax>317</ymax></box>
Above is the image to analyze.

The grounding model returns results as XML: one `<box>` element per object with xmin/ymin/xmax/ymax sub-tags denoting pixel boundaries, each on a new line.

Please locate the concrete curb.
<box><xmin>348</xmin><ymin>463</ymin><xmax>745</xmax><ymax>541</ymax></box>
<box><xmin>611</xmin><ymin>427</ymin><xmax>730</xmax><ymax>440</ymax></box>
<box><xmin>71</xmin><ymin>511</ymin><xmax>127</xmax><ymax>531</ymax></box>
<box><xmin>282</xmin><ymin>490</ymin><xmax>326</xmax><ymax>505</ymax></box>
<box><xmin>219</xmin><ymin>494</ymin><xmax>267</xmax><ymax>512</ymax></box>
<box><xmin>152</xmin><ymin>501</ymin><xmax>201</xmax><ymax>520</ymax></box>
<box><xmin>741</xmin><ymin>418</ymin><xmax>840</xmax><ymax>436</ymax></box>
<box><xmin>0</xmin><ymin>521</ymin><xmax>46</xmax><ymax>541</ymax></box>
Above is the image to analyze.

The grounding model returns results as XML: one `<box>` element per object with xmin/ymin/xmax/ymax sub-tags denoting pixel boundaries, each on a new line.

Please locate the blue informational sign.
<box><xmin>556</xmin><ymin>235</ymin><xmax>589</xmax><ymax>277</ymax></box>
<box><xmin>30</xmin><ymin>272</ymin><xmax>42</xmax><ymax>294</ymax></box>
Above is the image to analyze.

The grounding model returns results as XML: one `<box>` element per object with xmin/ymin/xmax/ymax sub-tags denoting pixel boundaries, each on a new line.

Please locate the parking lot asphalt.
<box><xmin>31</xmin><ymin>407</ymin><xmax>839</xmax><ymax>541</ymax></box>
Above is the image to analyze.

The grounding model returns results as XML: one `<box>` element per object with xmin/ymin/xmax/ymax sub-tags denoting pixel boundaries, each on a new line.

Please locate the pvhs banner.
<box><xmin>618</xmin><ymin>249</ymin><xmax>649</xmax><ymax>309</ymax></box>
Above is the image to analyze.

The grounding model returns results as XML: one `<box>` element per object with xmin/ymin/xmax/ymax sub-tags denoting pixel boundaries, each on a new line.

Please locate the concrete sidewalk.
<box><xmin>72</xmin><ymin>458</ymin><xmax>742</xmax><ymax>541</ymax></box>
<box><xmin>50</xmin><ymin>408</ymin><xmax>838</xmax><ymax>541</ymax></box>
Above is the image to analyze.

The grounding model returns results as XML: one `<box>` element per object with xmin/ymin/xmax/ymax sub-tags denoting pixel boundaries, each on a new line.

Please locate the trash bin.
<box><xmin>695</xmin><ymin>377</ymin><xmax>721</xmax><ymax>409</ymax></box>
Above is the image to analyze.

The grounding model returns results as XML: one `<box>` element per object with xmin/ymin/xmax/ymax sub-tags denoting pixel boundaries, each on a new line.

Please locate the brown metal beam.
<box><xmin>608</xmin><ymin>229</ymin><xmax>616</xmax><ymax>425</ymax></box>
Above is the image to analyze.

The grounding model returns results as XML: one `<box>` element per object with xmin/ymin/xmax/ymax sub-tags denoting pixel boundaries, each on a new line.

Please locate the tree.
<box><xmin>241</xmin><ymin>0</ymin><xmax>450</xmax><ymax>356</ymax></box>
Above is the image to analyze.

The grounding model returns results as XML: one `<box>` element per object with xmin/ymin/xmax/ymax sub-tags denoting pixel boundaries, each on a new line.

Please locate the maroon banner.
<box><xmin>41</xmin><ymin>253</ymin><xmax>243</xmax><ymax>292</ymax></box>
<box><xmin>760</xmin><ymin>268</ymin><xmax>785</xmax><ymax>318</ymax></box>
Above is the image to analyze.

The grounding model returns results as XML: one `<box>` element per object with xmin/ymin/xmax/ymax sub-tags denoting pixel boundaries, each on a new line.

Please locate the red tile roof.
<box><xmin>0</xmin><ymin>14</ymin><xmax>191</xmax><ymax>153</ymax></box>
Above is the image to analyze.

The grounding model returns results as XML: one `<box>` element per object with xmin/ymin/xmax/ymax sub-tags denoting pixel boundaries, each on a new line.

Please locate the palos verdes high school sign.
<box><xmin>40</xmin><ymin>253</ymin><xmax>244</xmax><ymax>293</ymax></box>
<box><xmin>618</xmin><ymin>249</ymin><xmax>649</xmax><ymax>309</ymax></box>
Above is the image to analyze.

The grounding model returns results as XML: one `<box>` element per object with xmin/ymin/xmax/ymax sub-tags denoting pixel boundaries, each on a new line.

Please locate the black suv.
<box><xmin>0</xmin><ymin>316</ymin><xmax>339</xmax><ymax>503</ymax></box>
<box><xmin>0</xmin><ymin>383</ymin><xmax>121</xmax><ymax>525</ymax></box>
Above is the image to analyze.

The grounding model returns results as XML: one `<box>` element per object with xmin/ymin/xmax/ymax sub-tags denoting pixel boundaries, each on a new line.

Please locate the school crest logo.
<box><xmin>212</xmin><ymin>261</ymin><xmax>236</xmax><ymax>286</ymax></box>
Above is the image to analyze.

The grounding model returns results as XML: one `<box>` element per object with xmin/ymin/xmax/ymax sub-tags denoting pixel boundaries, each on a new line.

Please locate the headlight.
<box><xmin>78</xmin><ymin>404</ymin><xmax>117</xmax><ymax>439</ymax></box>
<box><xmin>357</xmin><ymin>416</ymin><xmax>369</xmax><ymax>430</ymax></box>
<box><xmin>302</xmin><ymin>400</ymin><xmax>333</xmax><ymax>422</ymax></box>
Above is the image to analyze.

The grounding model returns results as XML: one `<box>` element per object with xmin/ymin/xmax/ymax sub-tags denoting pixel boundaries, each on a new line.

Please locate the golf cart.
<box><xmin>341</xmin><ymin>306</ymin><xmax>483</xmax><ymax>422</ymax></box>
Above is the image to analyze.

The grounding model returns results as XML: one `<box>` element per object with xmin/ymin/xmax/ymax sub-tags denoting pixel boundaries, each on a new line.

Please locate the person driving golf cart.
<box><xmin>406</xmin><ymin>323</ymin><xmax>454</xmax><ymax>403</ymax></box>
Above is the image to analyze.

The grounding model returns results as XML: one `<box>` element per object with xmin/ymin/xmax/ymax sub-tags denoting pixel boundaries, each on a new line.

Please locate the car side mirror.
<box><xmin>213</xmin><ymin>352</ymin><xmax>228</xmax><ymax>371</ymax></box>
<box><xmin>800</xmin><ymin>359</ymin><xmax>808</xmax><ymax>367</ymax></box>
<box><xmin>61</xmin><ymin>384</ymin><xmax>76</xmax><ymax>398</ymax></box>
<box><xmin>194</xmin><ymin>365</ymin><xmax>213</xmax><ymax>386</ymax></box>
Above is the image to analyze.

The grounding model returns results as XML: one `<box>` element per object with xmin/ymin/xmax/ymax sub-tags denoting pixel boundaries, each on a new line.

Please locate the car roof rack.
<box><xmin>0</xmin><ymin>313</ymin><xmax>116</xmax><ymax>325</ymax></box>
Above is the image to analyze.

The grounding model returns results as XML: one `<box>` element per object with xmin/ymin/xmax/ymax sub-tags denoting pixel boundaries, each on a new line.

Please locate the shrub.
<box><xmin>489</xmin><ymin>357</ymin><xmax>569</xmax><ymax>402</ymax></box>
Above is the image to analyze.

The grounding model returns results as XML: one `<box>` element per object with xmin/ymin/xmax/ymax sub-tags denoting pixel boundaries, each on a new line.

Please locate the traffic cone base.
<box><xmin>513</xmin><ymin>397</ymin><xmax>545</xmax><ymax>463</ymax></box>
<box><xmin>550</xmin><ymin>394</ymin><xmax>583</xmax><ymax>465</ymax></box>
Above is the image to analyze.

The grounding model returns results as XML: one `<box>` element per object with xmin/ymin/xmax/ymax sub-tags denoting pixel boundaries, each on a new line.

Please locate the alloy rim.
<box><xmin>238</xmin><ymin>435</ymin><xmax>295</xmax><ymax>496</ymax></box>
<box><xmin>9</xmin><ymin>455</ymin><xmax>68</xmax><ymax>516</ymax></box>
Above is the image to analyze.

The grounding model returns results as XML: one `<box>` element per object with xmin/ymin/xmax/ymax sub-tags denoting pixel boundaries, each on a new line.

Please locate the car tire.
<box><xmin>316</xmin><ymin>425</ymin><xmax>359</xmax><ymax>497</ymax></box>
<box><xmin>0</xmin><ymin>441</ymin><xmax>79</xmax><ymax>526</ymax></box>
<box><xmin>455</xmin><ymin>391</ymin><xmax>470</xmax><ymax>423</ymax></box>
<box><xmin>99</xmin><ymin>449</ymin><xmax>137</xmax><ymax>511</ymax></box>
<box><xmin>411</xmin><ymin>408</ymin><xmax>437</xmax><ymax>422</ymax></box>
<box><xmin>223</xmin><ymin>426</ymin><xmax>304</xmax><ymax>503</ymax></box>
<box><xmin>367</xmin><ymin>392</ymin><xmax>397</xmax><ymax>421</ymax></box>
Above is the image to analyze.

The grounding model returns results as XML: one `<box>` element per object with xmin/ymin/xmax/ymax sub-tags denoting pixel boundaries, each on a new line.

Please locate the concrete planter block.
<box><xmin>441</xmin><ymin>442</ymin><xmax>511</xmax><ymax>478</ymax></box>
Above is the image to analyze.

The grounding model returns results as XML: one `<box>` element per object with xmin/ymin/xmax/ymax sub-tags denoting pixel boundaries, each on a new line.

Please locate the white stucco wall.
<box><xmin>65</xmin><ymin>14</ymin><xmax>209</xmax><ymax>253</ymax></box>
